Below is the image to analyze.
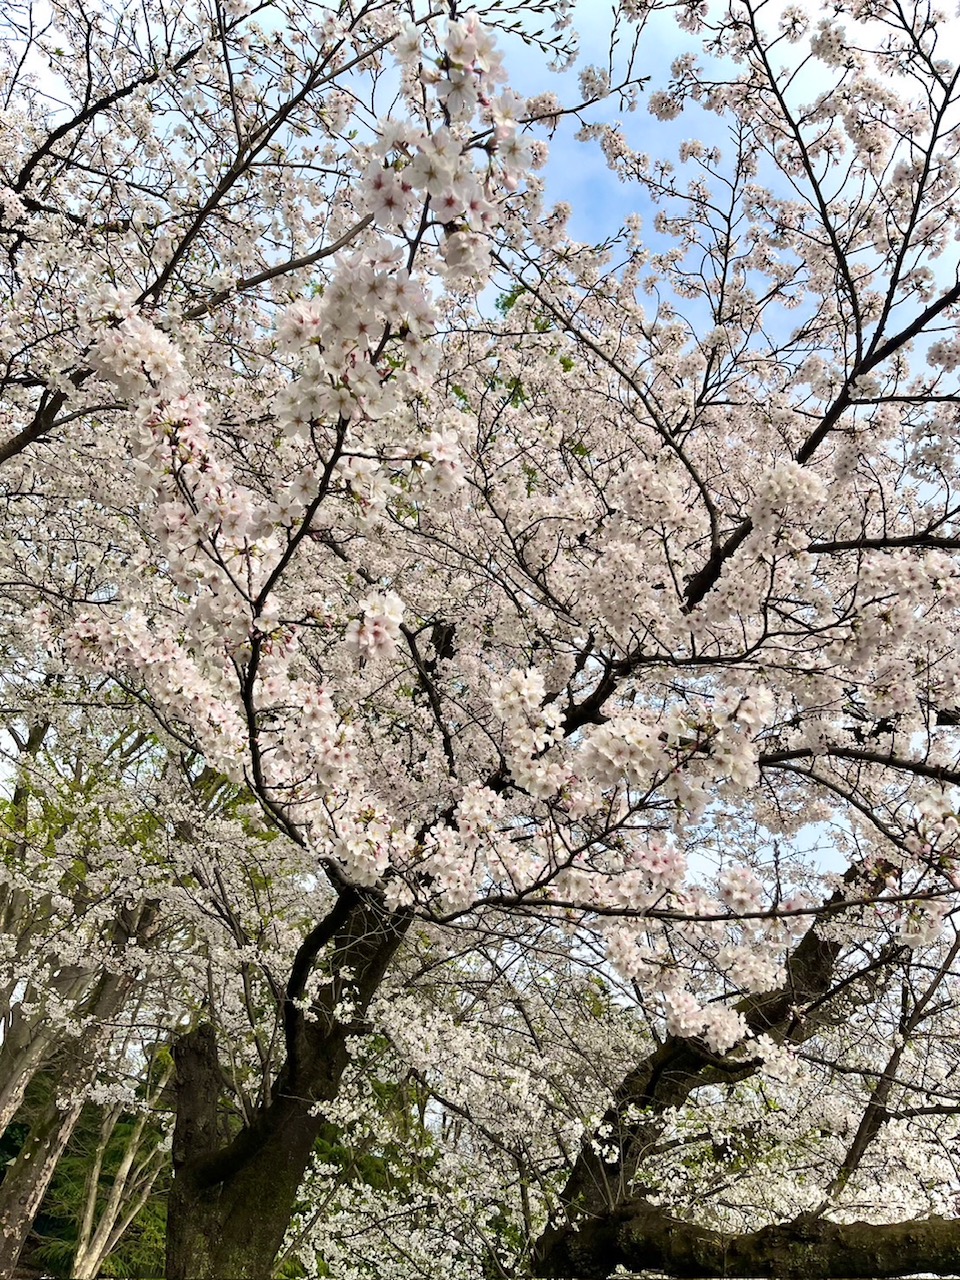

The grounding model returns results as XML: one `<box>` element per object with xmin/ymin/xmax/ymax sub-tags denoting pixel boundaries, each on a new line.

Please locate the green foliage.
<box><xmin>495</xmin><ymin>284</ymin><xmax>524</xmax><ymax>314</ymax></box>
<box><xmin>0</xmin><ymin>1116</ymin><xmax>30</xmax><ymax>1177</ymax></box>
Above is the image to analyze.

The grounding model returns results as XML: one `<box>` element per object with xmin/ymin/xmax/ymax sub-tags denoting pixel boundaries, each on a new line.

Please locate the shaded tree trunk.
<box><xmin>165</xmin><ymin>892</ymin><xmax>408</xmax><ymax>1280</ymax></box>
<box><xmin>167</xmin><ymin>1026</ymin><xmax>333</xmax><ymax>1280</ymax></box>
<box><xmin>536</xmin><ymin>1199</ymin><xmax>960</xmax><ymax>1279</ymax></box>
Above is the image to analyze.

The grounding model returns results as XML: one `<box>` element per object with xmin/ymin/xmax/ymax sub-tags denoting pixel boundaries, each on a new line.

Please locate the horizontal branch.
<box><xmin>762</xmin><ymin>744</ymin><xmax>960</xmax><ymax>786</ymax></box>
<box><xmin>536</xmin><ymin>1201</ymin><xmax>960</xmax><ymax>1279</ymax></box>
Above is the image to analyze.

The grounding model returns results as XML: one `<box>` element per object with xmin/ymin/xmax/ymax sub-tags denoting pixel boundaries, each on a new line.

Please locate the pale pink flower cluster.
<box><xmin>65</xmin><ymin>611</ymin><xmax>248</xmax><ymax>781</ymax></box>
<box><xmin>577</xmin><ymin>689</ymin><xmax>775</xmax><ymax>805</ymax></box>
<box><xmin>751</xmin><ymin>461</ymin><xmax>826</xmax><ymax>535</ymax></box>
<box><xmin>648</xmin><ymin>90</ymin><xmax>683</xmax><ymax>122</ymax></box>
<box><xmin>662</xmin><ymin>986</ymin><xmax>703</xmax><ymax>1038</ymax></box>
<box><xmin>778</xmin><ymin>5</ymin><xmax>810</xmax><ymax>40</ymax></box>
<box><xmin>489</xmin><ymin>667</ymin><xmax>567</xmax><ymax>798</ymax></box>
<box><xmin>703</xmin><ymin>688</ymin><xmax>778</xmax><ymax>793</ymax></box>
<box><xmin>414</xmin><ymin>823</ymin><xmax>481</xmax><ymax>911</ymax></box>
<box><xmin>90</xmin><ymin>314</ymin><xmax>186</xmax><ymax>399</ymax></box>
<box><xmin>338</xmin><ymin>455</ymin><xmax>393</xmax><ymax>525</ymax></box>
<box><xmin>712</xmin><ymin>687</ymin><xmax>777</xmax><ymax>732</ymax></box>
<box><xmin>345</xmin><ymin>591</ymin><xmax>405</xmax><ymax>660</ymax></box>
<box><xmin>662</xmin><ymin>987</ymin><xmax>748</xmax><ymax>1053</ymax></box>
<box><xmin>435</xmin><ymin>15</ymin><xmax>508</xmax><ymax>125</ymax></box>
<box><xmin>273</xmin><ymin>243</ymin><xmax>439</xmax><ymax>444</ymax></box>
<box><xmin>578</xmin><ymin>65</ymin><xmax>611</xmax><ymax>101</ymax></box>
<box><xmin>703</xmin><ymin>1005</ymin><xmax>750</xmax><ymax>1055</ymax></box>
<box><xmin>928</xmin><ymin>336</ymin><xmax>960</xmax><ymax>372</ymax></box>
<box><xmin>403</xmin><ymin>785</ymin><xmax>510</xmax><ymax>911</ymax></box>
<box><xmin>416</xmin><ymin>429</ymin><xmax>466</xmax><ymax>494</ymax></box>
<box><xmin>718</xmin><ymin>866</ymin><xmax>764</xmax><ymax>914</ymax></box>
<box><xmin>641</xmin><ymin>837</ymin><xmax>688</xmax><ymax>886</ymax></box>
<box><xmin>331</xmin><ymin>808</ymin><xmax>399</xmax><ymax>887</ymax></box>
<box><xmin>899</xmin><ymin>901</ymin><xmax>951</xmax><ymax>948</ymax></box>
<box><xmin>456</xmin><ymin>782</ymin><xmax>506</xmax><ymax>847</ymax></box>
<box><xmin>133</xmin><ymin>394</ymin><xmax>284</xmax><ymax>618</ymax></box>
<box><xmin>257</xmin><ymin>678</ymin><xmax>356</xmax><ymax>793</ymax></box>
<box><xmin>580</xmin><ymin>715</ymin><xmax>662</xmax><ymax>789</ymax></box>
<box><xmin>810</xmin><ymin>18</ymin><xmax>854</xmax><ymax>67</ymax></box>
<box><xmin>554</xmin><ymin>837</ymin><xmax>690</xmax><ymax>919</ymax></box>
<box><xmin>275</xmin><ymin>299</ymin><xmax>326</xmax><ymax>351</ymax></box>
<box><xmin>717</xmin><ymin>943</ymin><xmax>783</xmax><ymax>993</ymax></box>
<box><xmin>614</xmin><ymin>458</ymin><xmax>686</xmax><ymax>529</ymax></box>
<box><xmin>353</xmin><ymin>16</ymin><xmax>531</xmax><ymax>287</ymax></box>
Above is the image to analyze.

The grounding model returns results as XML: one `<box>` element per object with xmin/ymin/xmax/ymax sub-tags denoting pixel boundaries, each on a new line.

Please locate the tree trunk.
<box><xmin>535</xmin><ymin>1199</ymin><xmax>960</xmax><ymax>1279</ymax></box>
<box><xmin>165</xmin><ymin>893</ymin><xmax>408</xmax><ymax>1280</ymax></box>
<box><xmin>167</xmin><ymin>1025</ymin><xmax>334</xmax><ymax>1280</ymax></box>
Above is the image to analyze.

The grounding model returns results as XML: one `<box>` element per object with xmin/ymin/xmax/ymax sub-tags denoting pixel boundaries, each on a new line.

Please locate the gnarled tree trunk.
<box><xmin>165</xmin><ymin>891</ymin><xmax>408</xmax><ymax>1280</ymax></box>
<box><xmin>537</xmin><ymin>1199</ymin><xmax>960</xmax><ymax>1279</ymax></box>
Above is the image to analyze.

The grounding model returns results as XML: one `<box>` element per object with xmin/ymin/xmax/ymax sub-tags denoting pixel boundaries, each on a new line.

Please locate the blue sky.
<box><xmin>500</xmin><ymin>0</ymin><xmax>960</xmax><ymax>268</ymax></box>
<box><xmin>499</xmin><ymin>2</ymin><xmax>724</xmax><ymax>244</ymax></box>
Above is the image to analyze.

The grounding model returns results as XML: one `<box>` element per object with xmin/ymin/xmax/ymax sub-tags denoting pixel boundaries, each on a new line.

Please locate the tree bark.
<box><xmin>72</xmin><ymin>1065</ymin><xmax>171</xmax><ymax>1280</ymax></box>
<box><xmin>165</xmin><ymin>892</ymin><xmax>408</xmax><ymax>1280</ymax></box>
<box><xmin>535</xmin><ymin>1199</ymin><xmax>960</xmax><ymax>1279</ymax></box>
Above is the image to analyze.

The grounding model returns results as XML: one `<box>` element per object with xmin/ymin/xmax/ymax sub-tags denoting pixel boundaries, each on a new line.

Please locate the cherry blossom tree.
<box><xmin>8</xmin><ymin>0</ymin><xmax>960</xmax><ymax>1276</ymax></box>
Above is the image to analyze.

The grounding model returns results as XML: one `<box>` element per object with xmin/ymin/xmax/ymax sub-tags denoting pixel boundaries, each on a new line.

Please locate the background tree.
<box><xmin>18</xmin><ymin>1044</ymin><xmax>171</xmax><ymax>1280</ymax></box>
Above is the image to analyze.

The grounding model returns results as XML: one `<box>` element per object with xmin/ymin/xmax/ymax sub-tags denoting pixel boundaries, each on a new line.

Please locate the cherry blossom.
<box><xmin>8</xmin><ymin>0</ymin><xmax>960</xmax><ymax>1277</ymax></box>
